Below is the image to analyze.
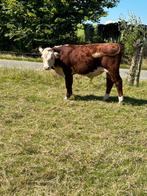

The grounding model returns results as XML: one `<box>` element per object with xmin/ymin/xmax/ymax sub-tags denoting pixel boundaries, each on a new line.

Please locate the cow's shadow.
<box><xmin>75</xmin><ymin>95</ymin><xmax>147</xmax><ymax>106</ymax></box>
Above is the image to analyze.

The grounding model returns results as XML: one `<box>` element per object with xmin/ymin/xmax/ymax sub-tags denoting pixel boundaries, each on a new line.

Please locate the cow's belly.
<box><xmin>53</xmin><ymin>66</ymin><xmax>108</xmax><ymax>79</ymax></box>
<box><xmin>85</xmin><ymin>67</ymin><xmax>105</xmax><ymax>79</ymax></box>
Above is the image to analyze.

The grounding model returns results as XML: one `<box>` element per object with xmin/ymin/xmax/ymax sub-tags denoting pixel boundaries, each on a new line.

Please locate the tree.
<box><xmin>0</xmin><ymin>0</ymin><xmax>13</xmax><ymax>50</ymax></box>
<box><xmin>0</xmin><ymin>0</ymin><xmax>120</xmax><ymax>52</ymax></box>
<box><xmin>120</xmin><ymin>14</ymin><xmax>146</xmax><ymax>86</ymax></box>
<box><xmin>128</xmin><ymin>39</ymin><xmax>144</xmax><ymax>86</ymax></box>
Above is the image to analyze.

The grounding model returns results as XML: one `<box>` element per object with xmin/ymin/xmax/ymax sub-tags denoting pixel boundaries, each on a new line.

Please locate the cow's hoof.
<box><xmin>69</xmin><ymin>95</ymin><xmax>75</xmax><ymax>100</ymax></box>
<box><xmin>64</xmin><ymin>96</ymin><xmax>68</xmax><ymax>100</ymax></box>
<box><xmin>103</xmin><ymin>94</ymin><xmax>110</xmax><ymax>101</ymax></box>
<box><xmin>118</xmin><ymin>96</ymin><xmax>124</xmax><ymax>104</ymax></box>
<box><xmin>64</xmin><ymin>95</ymin><xmax>75</xmax><ymax>100</ymax></box>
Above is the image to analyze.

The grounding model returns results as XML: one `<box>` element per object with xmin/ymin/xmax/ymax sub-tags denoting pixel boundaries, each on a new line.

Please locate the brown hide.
<box><xmin>94</xmin><ymin>43</ymin><xmax>121</xmax><ymax>56</ymax></box>
<box><xmin>53</xmin><ymin>43</ymin><xmax>122</xmax><ymax>74</ymax></box>
<box><xmin>54</xmin><ymin>43</ymin><xmax>121</xmax><ymax>56</ymax></box>
<box><xmin>51</xmin><ymin>43</ymin><xmax>123</xmax><ymax>102</ymax></box>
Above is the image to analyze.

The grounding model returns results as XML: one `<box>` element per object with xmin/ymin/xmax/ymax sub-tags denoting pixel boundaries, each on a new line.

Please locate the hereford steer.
<box><xmin>39</xmin><ymin>43</ymin><xmax>123</xmax><ymax>103</ymax></box>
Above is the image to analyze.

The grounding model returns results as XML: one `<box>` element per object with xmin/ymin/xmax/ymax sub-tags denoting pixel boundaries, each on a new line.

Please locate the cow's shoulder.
<box><xmin>52</xmin><ymin>45</ymin><xmax>75</xmax><ymax>66</ymax></box>
<box><xmin>53</xmin><ymin>44</ymin><xmax>75</xmax><ymax>56</ymax></box>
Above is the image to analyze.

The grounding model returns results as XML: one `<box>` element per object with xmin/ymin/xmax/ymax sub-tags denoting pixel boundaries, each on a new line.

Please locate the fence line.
<box><xmin>0</xmin><ymin>50</ymin><xmax>40</xmax><ymax>58</ymax></box>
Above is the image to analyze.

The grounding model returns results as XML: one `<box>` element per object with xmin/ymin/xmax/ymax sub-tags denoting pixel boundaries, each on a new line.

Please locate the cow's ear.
<box><xmin>39</xmin><ymin>47</ymin><xmax>43</xmax><ymax>54</ymax></box>
<box><xmin>54</xmin><ymin>52</ymin><xmax>60</xmax><ymax>58</ymax></box>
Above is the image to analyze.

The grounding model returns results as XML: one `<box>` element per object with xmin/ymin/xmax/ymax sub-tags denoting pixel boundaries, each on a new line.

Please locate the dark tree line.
<box><xmin>0</xmin><ymin>0</ymin><xmax>119</xmax><ymax>52</ymax></box>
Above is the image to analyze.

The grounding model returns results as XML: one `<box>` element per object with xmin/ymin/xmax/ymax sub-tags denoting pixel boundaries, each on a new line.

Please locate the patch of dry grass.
<box><xmin>0</xmin><ymin>68</ymin><xmax>147</xmax><ymax>195</ymax></box>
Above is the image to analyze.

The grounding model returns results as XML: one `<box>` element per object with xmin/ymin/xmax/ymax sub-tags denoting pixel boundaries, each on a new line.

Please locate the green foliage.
<box><xmin>0</xmin><ymin>0</ymin><xmax>119</xmax><ymax>52</ymax></box>
<box><xmin>83</xmin><ymin>23</ymin><xmax>102</xmax><ymax>43</ymax></box>
<box><xmin>119</xmin><ymin>14</ymin><xmax>145</xmax><ymax>60</ymax></box>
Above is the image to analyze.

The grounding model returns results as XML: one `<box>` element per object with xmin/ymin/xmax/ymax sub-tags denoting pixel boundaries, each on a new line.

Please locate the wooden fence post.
<box><xmin>134</xmin><ymin>44</ymin><xmax>144</xmax><ymax>86</ymax></box>
<box><xmin>127</xmin><ymin>39</ymin><xmax>144</xmax><ymax>86</ymax></box>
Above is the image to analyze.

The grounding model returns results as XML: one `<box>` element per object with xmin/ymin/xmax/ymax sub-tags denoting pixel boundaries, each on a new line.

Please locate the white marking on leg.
<box><xmin>92</xmin><ymin>52</ymin><xmax>102</xmax><ymax>58</ymax></box>
<box><xmin>118</xmin><ymin>96</ymin><xmax>124</xmax><ymax>103</ymax></box>
<box><xmin>64</xmin><ymin>96</ymin><xmax>68</xmax><ymax>100</ymax></box>
<box><xmin>104</xmin><ymin>68</ymin><xmax>108</xmax><ymax>73</ymax></box>
<box><xmin>103</xmin><ymin>93</ymin><xmax>109</xmax><ymax>101</ymax></box>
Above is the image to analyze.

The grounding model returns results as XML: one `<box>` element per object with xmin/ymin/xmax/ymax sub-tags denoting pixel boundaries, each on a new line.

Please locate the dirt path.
<box><xmin>0</xmin><ymin>59</ymin><xmax>42</xmax><ymax>70</ymax></box>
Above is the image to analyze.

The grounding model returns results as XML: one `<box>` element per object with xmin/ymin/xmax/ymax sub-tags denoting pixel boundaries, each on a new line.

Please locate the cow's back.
<box><xmin>53</xmin><ymin>43</ymin><xmax>122</xmax><ymax>74</ymax></box>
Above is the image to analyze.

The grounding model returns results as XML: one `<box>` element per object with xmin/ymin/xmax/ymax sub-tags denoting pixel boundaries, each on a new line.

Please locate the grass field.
<box><xmin>0</xmin><ymin>53</ymin><xmax>41</xmax><ymax>62</ymax></box>
<box><xmin>0</xmin><ymin>68</ymin><xmax>147</xmax><ymax>195</ymax></box>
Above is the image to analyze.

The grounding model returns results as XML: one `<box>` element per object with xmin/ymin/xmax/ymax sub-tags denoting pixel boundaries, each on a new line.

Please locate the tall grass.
<box><xmin>0</xmin><ymin>68</ymin><xmax>147</xmax><ymax>195</ymax></box>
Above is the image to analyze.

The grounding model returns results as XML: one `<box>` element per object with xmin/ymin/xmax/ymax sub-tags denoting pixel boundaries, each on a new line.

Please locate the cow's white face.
<box><xmin>39</xmin><ymin>47</ymin><xmax>58</xmax><ymax>70</ymax></box>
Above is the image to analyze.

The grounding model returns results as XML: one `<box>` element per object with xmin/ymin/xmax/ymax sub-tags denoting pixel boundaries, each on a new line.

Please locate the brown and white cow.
<box><xmin>39</xmin><ymin>43</ymin><xmax>123</xmax><ymax>103</ymax></box>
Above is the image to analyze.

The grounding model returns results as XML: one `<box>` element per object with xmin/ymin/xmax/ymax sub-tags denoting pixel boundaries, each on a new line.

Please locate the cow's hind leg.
<box><xmin>111</xmin><ymin>71</ymin><xmax>123</xmax><ymax>103</ymax></box>
<box><xmin>103</xmin><ymin>73</ymin><xmax>114</xmax><ymax>101</ymax></box>
<box><xmin>114</xmin><ymin>75</ymin><xmax>123</xmax><ymax>103</ymax></box>
<box><xmin>104</xmin><ymin>72</ymin><xmax>123</xmax><ymax>103</ymax></box>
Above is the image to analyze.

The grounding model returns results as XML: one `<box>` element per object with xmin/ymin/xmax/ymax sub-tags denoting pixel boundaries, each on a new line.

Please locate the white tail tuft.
<box><xmin>92</xmin><ymin>52</ymin><xmax>103</xmax><ymax>58</ymax></box>
<box><xmin>39</xmin><ymin>47</ymin><xmax>43</xmax><ymax>54</ymax></box>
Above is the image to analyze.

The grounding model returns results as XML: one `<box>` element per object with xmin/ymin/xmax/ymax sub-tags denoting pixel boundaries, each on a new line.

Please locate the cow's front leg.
<box><xmin>64</xmin><ymin>73</ymin><xmax>73</xmax><ymax>100</ymax></box>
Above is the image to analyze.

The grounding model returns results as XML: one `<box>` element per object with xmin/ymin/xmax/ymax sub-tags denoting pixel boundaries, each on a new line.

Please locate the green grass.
<box><xmin>0</xmin><ymin>68</ymin><xmax>147</xmax><ymax>195</ymax></box>
<box><xmin>77</xmin><ymin>25</ymin><xmax>85</xmax><ymax>43</ymax></box>
<box><xmin>0</xmin><ymin>53</ymin><xmax>41</xmax><ymax>62</ymax></box>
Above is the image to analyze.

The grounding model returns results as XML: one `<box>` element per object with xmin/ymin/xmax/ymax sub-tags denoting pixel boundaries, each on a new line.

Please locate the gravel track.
<box><xmin>0</xmin><ymin>59</ymin><xmax>147</xmax><ymax>80</ymax></box>
<box><xmin>0</xmin><ymin>59</ymin><xmax>42</xmax><ymax>70</ymax></box>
